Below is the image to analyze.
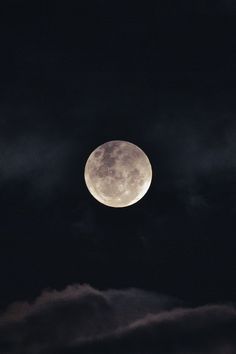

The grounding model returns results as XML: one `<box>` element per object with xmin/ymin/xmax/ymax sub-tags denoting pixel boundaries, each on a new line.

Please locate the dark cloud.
<box><xmin>0</xmin><ymin>284</ymin><xmax>235</xmax><ymax>354</ymax></box>
<box><xmin>71</xmin><ymin>304</ymin><xmax>236</xmax><ymax>354</ymax></box>
<box><xmin>146</xmin><ymin>109</ymin><xmax>236</xmax><ymax>209</ymax></box>
<box><xmin>0</xmin><ymin>135</ymin><xmax>72</xmax><ymax>197</ymax></box>
<box><xmin>148</xmin><ymin>109</ymin><xmax>236</xmax><ymax>175</ymax></box>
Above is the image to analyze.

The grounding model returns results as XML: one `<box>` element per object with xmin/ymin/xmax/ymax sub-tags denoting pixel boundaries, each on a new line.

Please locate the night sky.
<box><xmin>0</xmin><ymin>2</ymin><xmax>236</xmax><ymax>353</ymax></box>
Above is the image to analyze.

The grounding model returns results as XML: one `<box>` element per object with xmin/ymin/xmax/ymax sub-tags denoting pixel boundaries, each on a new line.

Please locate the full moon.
<box><xmin>84</xmin><ymin>140</ymin><xmax>152</xmax><ymax>207</ymax></box>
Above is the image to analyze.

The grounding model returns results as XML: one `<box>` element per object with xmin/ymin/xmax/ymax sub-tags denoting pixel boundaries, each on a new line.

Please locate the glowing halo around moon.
<box><xmin>84</xmin><ymin>140</ymin><xmax>152</xmax><ymax>208</ymax></box>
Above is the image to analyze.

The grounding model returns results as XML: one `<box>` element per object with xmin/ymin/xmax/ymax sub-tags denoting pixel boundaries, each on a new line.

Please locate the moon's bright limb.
<box><xmin>84</xmin><ymin>140</ymin><xmax>152</xmax><ymax>207</ymax></box>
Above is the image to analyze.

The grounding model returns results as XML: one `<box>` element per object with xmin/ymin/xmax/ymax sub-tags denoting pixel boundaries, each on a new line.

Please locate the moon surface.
<box><xmin>84</xmin><ymin>140</ymin><xmax>152</xmax><ymax>207</ymax></box>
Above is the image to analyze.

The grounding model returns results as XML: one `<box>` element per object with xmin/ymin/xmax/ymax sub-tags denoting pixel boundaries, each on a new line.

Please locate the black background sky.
<box><xmin>0</xmin><ymin>0</ymin><xmax>236</xmax><ymax>324</ymax></box>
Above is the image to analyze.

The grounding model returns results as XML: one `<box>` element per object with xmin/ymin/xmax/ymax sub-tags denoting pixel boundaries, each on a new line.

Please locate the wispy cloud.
<box><xmin>0</xmin><ymin>284</ymin><xmax>235</xmax><ymax>354</ymax></box>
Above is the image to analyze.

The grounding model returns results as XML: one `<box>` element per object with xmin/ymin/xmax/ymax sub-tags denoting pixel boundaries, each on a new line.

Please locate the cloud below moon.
<box><xmin>0</xmin><ymin>284</ymin><xmax>235</xmax><ymax>354</ymax></box>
